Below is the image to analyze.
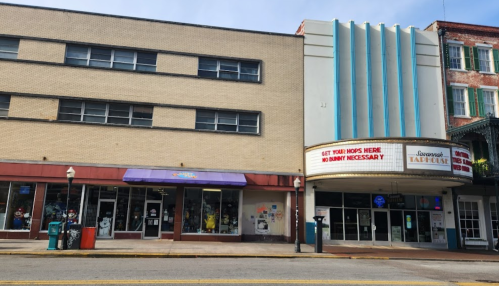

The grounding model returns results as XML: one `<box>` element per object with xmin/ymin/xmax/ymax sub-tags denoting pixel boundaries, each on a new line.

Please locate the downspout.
<box><xmin>438</xmin><ymin>28</ymin><xmax>450</xmax><ymax>129</ymax></box>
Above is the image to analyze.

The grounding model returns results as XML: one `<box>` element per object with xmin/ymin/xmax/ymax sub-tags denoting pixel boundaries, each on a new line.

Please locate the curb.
<box><xmin>0</xmin><ymin>251</ymin><xmax>498</xmax><ymax>262</ymax></box>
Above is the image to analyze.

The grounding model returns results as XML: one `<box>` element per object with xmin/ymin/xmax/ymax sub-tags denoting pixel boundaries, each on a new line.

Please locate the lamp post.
<box><xmin>62</xmin><ymin>167</ymin><xmax>75</xmax><ymax>250</ymax></box>
<box><xmin>294</xmin><ymin>177</ymin><xmax>301</xmax><ymax>253</ymax></box>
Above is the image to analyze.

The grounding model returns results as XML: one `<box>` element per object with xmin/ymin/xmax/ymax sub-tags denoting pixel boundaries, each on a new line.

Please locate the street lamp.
<box><xmin>62</xmin><ymin>167</ymin><xmax>75</xmax><ymax>250</ymax></box>
<box><xmin>294</xmin><ymin>177</ymin><xmax>301</xmax><ymax>253</ymax></box>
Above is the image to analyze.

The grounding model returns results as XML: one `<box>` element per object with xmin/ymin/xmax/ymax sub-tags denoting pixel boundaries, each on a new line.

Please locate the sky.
<box><xmin>1</xmin><ymin>0</ymin><xmax>499</xmax><ymax>34</ymax></box>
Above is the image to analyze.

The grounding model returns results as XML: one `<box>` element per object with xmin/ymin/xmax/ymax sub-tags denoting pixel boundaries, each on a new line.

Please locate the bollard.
<box><xmin>313</xmin><ymin>216</ymin><xmax>325</xmax><ymax>253</ymax></box>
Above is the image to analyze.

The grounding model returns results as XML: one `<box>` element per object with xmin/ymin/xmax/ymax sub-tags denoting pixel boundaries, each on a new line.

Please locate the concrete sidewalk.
<box><xmin>1</xmin><ymin>239</ymin><xmax>498</xmax><ymax>261</ymax></box>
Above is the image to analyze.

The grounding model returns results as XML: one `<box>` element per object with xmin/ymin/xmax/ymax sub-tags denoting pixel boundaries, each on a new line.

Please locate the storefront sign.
<box><xmin>306</xmin><ymin>143</ymin><xmax>404</xmax><ymax>176</ymax></box>
<box><xmin>173</xmin><ymin>172</ymin><xmax>197</xmax><ymax>179</ymax></box>
<box><xmin>19</xmin><ymin>186</ymin><xmax>30</xmax><ymax>194</ymax></box>
<box><xmin>388</xmin><ymin>194</ymin><xmax>404</xmax><ymax>203</ymax></box>
<box><xmin>373</xmin><ymin>196</ymin><xmax>386</xmax><ymax>208</ymax></box>
<box><xmin>452</xmin><ymin>147</ymin><xmax>473</xmax><ymax>178</ymax></box>
<box><xmin>406</xmin><ymin>146</ymin><xmax>451</xmax><ymax>171</ymax></box>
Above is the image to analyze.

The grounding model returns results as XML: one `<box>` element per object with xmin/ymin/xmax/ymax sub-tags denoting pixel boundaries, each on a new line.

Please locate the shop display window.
<box><xmin>129</xmin><ymin>188</ymin><xmax>146</xmax><ymax>231</ymax></box>
<box><xmin>404</xmin><ymin>211</ymin><xmax>418</xmax><ymax>242</ymax></box>
<box><xmin>100</xmin><ymin>187</ymin><xmax>117</xmax><ymax>200</ymax></box>
<box><xmin>5</xmin><ymin>183</ymin><xmax>36</xmax><ymax>230</ymax></box>
<box><xmin>344</xmin><ymin>209</ymin><xmax>358</xmax><ymax>240</ymax></box>
<box><xmin>416</xmin><ymin>196</ymin><xmax>443</xmax><ymax>211</ymax></box>
<box><xmin>390</xmin><ymin>210</ymin><xmax>404</xmax><ymax>242</ymax></box>
<box><xmin>358</xmin><ymin>209</ymin><xmax>372</xmax><ymax>241</ymax></box>
<box><xmin>182</xmin><ymin>188</ymin><xmax>239</xmax><ymax>234</ymax></box>
<box><xmin>0</xmin><ymin>182</ymin><xmax>10</xmax><ymax>230</ymax></box>
<box><xmin>115</xmin><ymin>187</ymin><xmax>130</xmax><ymax>231</ymax></box>
<box><xmin>330</xmin><ymin>208</ymin><xmax>343</xmax><ymax>240</ymax></box>
<box><xmin>315</xmin><ymin>192</ymin><xmax>342</xmax><ymax>207</ymax></box>
<box><xmin>344</xmin><ymin>193</ymin><xmax>371</xmax><ymax>208</ymax></box>
<box><xmin>42</xmin><ymin>183</ymin><xmax>83</xmax><ymax>230</ymax></box>
<box><xmin>417</xmin><ymin>211</ymin><xmax>432</xmax><ymax>242</ymax></box>
<box><xmin>83</xmin><ymin>186</ymin><xmax>99</xmax><ymax>227</ymax></box>
<box><xmin>389</xmin><ymin>195</ymin><xmax>416</xmax><ymax>209</ymax></box>
<box><xmin>146</xmin><ymin>188</ymin><xmax>163</xmax><ymax>200</ymax></box>
<box><xmin>161</xmin><ymin>188</ymin><xmax>176</xmax><ymax>232</ymax></box>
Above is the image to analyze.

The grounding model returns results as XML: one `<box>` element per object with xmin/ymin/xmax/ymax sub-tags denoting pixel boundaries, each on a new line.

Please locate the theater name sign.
<box><xmin>306</xmin><ymin>138</ymin><xmax>472</xmax><ymax>181</ymax></box>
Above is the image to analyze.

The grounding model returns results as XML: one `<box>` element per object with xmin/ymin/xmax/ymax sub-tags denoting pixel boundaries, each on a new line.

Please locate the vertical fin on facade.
<box><xmin>365</xmin><ymin>21</ymin><xmax>373</xmax><ymax>137</ymax></box>
<box><xmin>350</xmin><ymin>20</ymin><xmax>357</xmax><ymax>138</ymax></box>
<box><xmin>380</xmin><ymin>23</ymin><xmax>390</xmax><ymax>137</ymax></box>
<box><xmin>410</xmin><ymin>26</ymin><xmax>421</xmax><ymax>137</ymax></box>
<box><xmin>395</xmin><ymin>24</ymin><xmax>405</xmax><ymax>137</ymax></box>
<box><xmin>333</xmin><ymin>19</ymin><xmax>341</xmax><ymax>140</ymax></box>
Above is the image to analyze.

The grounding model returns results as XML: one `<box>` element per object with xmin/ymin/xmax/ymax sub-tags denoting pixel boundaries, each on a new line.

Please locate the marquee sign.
<box><xmin>306</xmin><ymin>143</ymin><xmax>404</xmax><ymax>176</ymax></box>
<box><xmin>406</xmin><ymin>146</ymin><xmax>451</xmax><ymax>171</ymax></box>
<box><xmin>452</xmin><ymin>147</ymin><xmax>473</xmax><ymax>178</ymax></box>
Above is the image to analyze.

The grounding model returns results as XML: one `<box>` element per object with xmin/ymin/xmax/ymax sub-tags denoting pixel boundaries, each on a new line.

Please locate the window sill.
<box><xmin>453</xmin><ymin>115</ymin><xmax>471</xmax><ymax>119</ymax></box>
<box><xmin>479</xmin><ymin>71</ymin><xmax>496</xmax><ymax>75</ymax></box>
<box><xmin>449</xmin><ymin>69</ymin><xmax>468</xmax><ymax>73</ymax></box>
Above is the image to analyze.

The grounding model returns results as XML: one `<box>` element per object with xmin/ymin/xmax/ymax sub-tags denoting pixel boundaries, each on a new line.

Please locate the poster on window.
<box><xmin>359</xmin><ymin>210</ymin><xmax>370</xmax><ymax>226</ymax></box>
<box><xmin>315</xmin><ymin>207</ymin><xmax>330</xmax><ymax>240</ymax></box>
<box><xmin>431</xmin><ymin>211</ymin><xmax>445</xmax><ymax>243</ymax></box>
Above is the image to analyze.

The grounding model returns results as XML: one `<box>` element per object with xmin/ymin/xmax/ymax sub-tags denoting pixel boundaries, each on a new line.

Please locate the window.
<box><xmin>65</xmin><ymin>45</ymin><xmax>157</xmax><ymax>72</ymax></box>
<box><xmin>58</xmin><ymin>100</ymin><xmax>153</xmax><ymax>126</ymax></box>
<box><xmin>459</xmin><ymin>201</ymin><xmax>481</xmax><ymax>238</ymax></box>
<box><xmin>478</xmin><ymin>48</ymin><xmax>491</xmax><ymax>72</ymax></box>
<box><xmin>0</xmin><ymin>95</ymin><xmax>10</xmax><ymax>117</ymax></box>
<box><xmin>453</xmin><ymin>88</ymin><xmax>467</xmax><ymax>116</ymax></box>
<box><xmin>0</xmin><ymin>182</ymin><xmax>36</xmax><ymax>230</ymax></box>
<box><xmin>182</xmin><ymin>188</ymin><xmax>239</xmax><ymax>234</ymax></box>
<box><xmin>449</xmin><ymin>45</ymin><xmax>462</xmax><ymax>69</ymax></box>
<box><xmin>491</xmin><ymin>202</ymin><xmax>498</xmax><ymax>240</ymax></box>
<box><xmin>483</xmin><ymin>90</ymin><xmax>496</xmax><ymax>116</ymax></box>
<box><xmin>41</xmin><ymin>184</ymin><xmax>83</xmax><ymax>230</ymax></box>
<box><xmin>198</xmin><ymin>58</ymin><xmax>260</xmax><ymax>82</ymax></box>
<box><xmin>195</xmin><ymin>110</ymin><xmax>259</xmax><ymax>134</ymax></box>
<box><xmin>0</xmin><ymin>38</ymin><xmax>19</xmax><ymax>59</ymax></box>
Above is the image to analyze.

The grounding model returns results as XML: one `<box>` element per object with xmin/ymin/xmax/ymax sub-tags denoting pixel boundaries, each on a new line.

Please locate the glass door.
<box><xmin>96</xmin><ymin>199</ymin><xmax>116</xmax><ymax>239</ymax></box>
<box><xmin>373</xmin><ymin>210</ymin><xmax>389</xmax><ymax>242</ymax></box>
<box><xmin>143</xmin><ymin>201</ymin><xmax>162</xmax><ymax>239</ymax></box>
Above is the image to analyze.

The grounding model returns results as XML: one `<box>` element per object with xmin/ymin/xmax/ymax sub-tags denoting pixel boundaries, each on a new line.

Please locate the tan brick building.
<box><xmin>0</xmin><ymin>3</ymin><xmax>304</xmax><ymax>244</ymax></box>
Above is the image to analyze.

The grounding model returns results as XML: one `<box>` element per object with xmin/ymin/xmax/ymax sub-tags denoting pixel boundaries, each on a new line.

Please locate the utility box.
<box><xmin>68</xmin><ymin>224</ymin><xmax>82</xmax><ymax>250</ymax></box>
<box><xmin>47</xmin><ymin>221</ymin><xmax>62</xmax><ymax>250</ymax></box>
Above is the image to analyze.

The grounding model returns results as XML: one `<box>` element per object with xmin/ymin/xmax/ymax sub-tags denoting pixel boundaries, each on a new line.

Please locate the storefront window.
<box><xmin>358</xmin><ymin>209</ymin><xmax>371</xmax><ymax>241</ymax></box>
<box><xmin>344</xmin><ymin>209</ymin><xmax>358</xmax><ymax>240</ymax></box>
<box><xmin>161</xmin><ymin>188</ymin><xmax>176</xmax><ymax>232</ymax></box>
<box><xmin>182</xmin><ymin>188</ymin><xmax>239</xmax><ymax>234</ymax></box>
<box><xmin>129</xmin><ymin>187</ymin><xmax>146</xmax><ymax>231</ymax></box>
<box><xmin>344</xmin><ymin>193</ymin><xmax>370</xmax><ymax>208</ymax></box>
<box><xmin>315</xmin><ymin>192</ymin><xmax>342</xmax><ymax>207</ymax></box>
<box><xmin>390</xmin><ymin>210</ymin><xmax>404</xmax><ymax>242</ymax></box>
<box><xmin>417</xmin><ymin>211</ymin><xmax>431</xmax><ymax>242</ymax></box>
<box><xmin>459</xmin><ymin>201</ymin><xmax>480</xmax><ymax>238</ymax></box>
<box><xmin>0</xmin><ymin>182</ymin><xmax>10</xmax><ymax>230</ymax></box>
<box><xmin>42</xmin><ymin>183</ymin><xmax>83</xmax><ymax>230</ymax></box>
<box><xmin>115</xmin><ymin>187</ymin><xmax>130</xmax><ymax>231</ymax></box>
<box><xmin>147</xmin><ymin>188</ymin><xmax>163</xmax><ymax>200</ymax></box>
<box><xmin>404</xmin><ymin>211</ymin><xmax>418</xmax><ymax>242</ymax></box>
<box><xmin>330</xmin><ymin>208</ymin><xmax>343</xmax><ymax>240</ymax></box>
<box><xmin>416</xmin><ymin>196</ymin><xmax>443</xmax><ymax>211</ymax></box>
<box><xmin>389</xmin><ymin>195</ymin><xmax>416</xmax><ymax>209</ymax></box>
<box><xmin>100</xmin><ymin>187</ymin><xmax>117</xmax><ymax>200</ymax></box>
<box><xmin>5</xmin><ymin>183</ymin><xmax>36</xmax><ymax>230</ymax></box>
<box><xmin>83</xmin><ymin>186</ymin><xmax>99</xmax><ymax>227</ymax></box>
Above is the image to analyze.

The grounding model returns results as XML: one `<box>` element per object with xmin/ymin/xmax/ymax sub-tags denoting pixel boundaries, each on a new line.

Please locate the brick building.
<box><xmin>0</xmin><ymin>3</ymin><xmax>305</xmax><ymax>243</ymax></box>
<box><xmin>426</xmin><ymin>21</ymin><xmax>499</xmax><ymax>250</ymax></box>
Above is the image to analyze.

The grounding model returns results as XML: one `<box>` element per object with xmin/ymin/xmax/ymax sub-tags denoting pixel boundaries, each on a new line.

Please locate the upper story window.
<box><xmin>0</xmin><ymin>95</ymin><xmax>11</xmax><ymax>117</ymax></box>
<box><xmin>478</xmin><ymin>48</ymin><xmax>492</xmax><ymax>73</ymax></box>
<box><xmin>0</xmin><ymin>38</ymin><xmax>19</xmax><ymax>59</ymax></box>
<box><xmin>449</xmin><ymin>45</ymin><xmax>462</xmax><ymax>70</ymax></box>
<box><xmin>58</xmin><ymin>100</ymin><xmax>153</xmax><ymax>126</ymax></box>
<box><xmin>198</xmin><ymin>58</ymin><xmax>260</xmax><ymax>82</ymax></box>
<box><xmin>65</xmin><ymin>45</ymin><xmax>157</xmax><ymax>72</ymax></box>
<box><xmin>483</xmin><ymin>90</ymin><xmax>497</xmax><ymax>116</ymax></box>
<box><xmin>452</xmin><ymin>88</ymin><xmax>467</xmax><ymax>116</ymax></box>
<box><xmin>195</xmin><ymin>110</ymin><xmax>259</xmax><ymax>134</ymax></box>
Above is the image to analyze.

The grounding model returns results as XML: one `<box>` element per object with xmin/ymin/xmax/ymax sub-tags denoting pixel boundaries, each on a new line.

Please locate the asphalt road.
<box><xmin>0</xmin><ymin>256</ymin><xmax>498</xmax><ymax>285</ymax></box>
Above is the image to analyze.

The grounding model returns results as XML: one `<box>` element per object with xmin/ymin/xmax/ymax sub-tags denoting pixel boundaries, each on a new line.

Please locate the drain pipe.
<box><xmin>438</xmin><ymin>28</ymin><xmax>450</xmax><ymax>129</ymax></box>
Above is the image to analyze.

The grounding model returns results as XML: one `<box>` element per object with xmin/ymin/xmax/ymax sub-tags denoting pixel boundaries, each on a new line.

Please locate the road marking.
<box><xmin>0</xmin><ymin>280</ymin><xmax>497</xmax><ymax>285</ymax></box>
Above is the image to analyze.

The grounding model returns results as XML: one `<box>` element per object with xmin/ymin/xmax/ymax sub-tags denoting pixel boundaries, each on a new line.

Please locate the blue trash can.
<box><xmin>47</xmin><ymin>221</ymin><xmax>62</xmax><ymax>250</ymax></box>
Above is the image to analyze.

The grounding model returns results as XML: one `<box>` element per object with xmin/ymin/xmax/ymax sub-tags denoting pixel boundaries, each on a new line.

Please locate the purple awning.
<box><xmin>123</xmin><ymin>169</ymin><xmax>247</xmax><ymax>186</ymax></box>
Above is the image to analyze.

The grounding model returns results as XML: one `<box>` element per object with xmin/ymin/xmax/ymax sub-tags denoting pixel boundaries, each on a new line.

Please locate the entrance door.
<box><xmin>143</xmin><ymin>201</ymin><xmax>162</xmax><ymax>239</ymax></box>
<box><xmin>96</xmin><ymin>200</ymin><xmax>116</xmax><ymax>239</ymax></box>
<box><xmin>373</xmin><ymin>210</ymin><xmax>389</xmax><ymax>242</ymax></box>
